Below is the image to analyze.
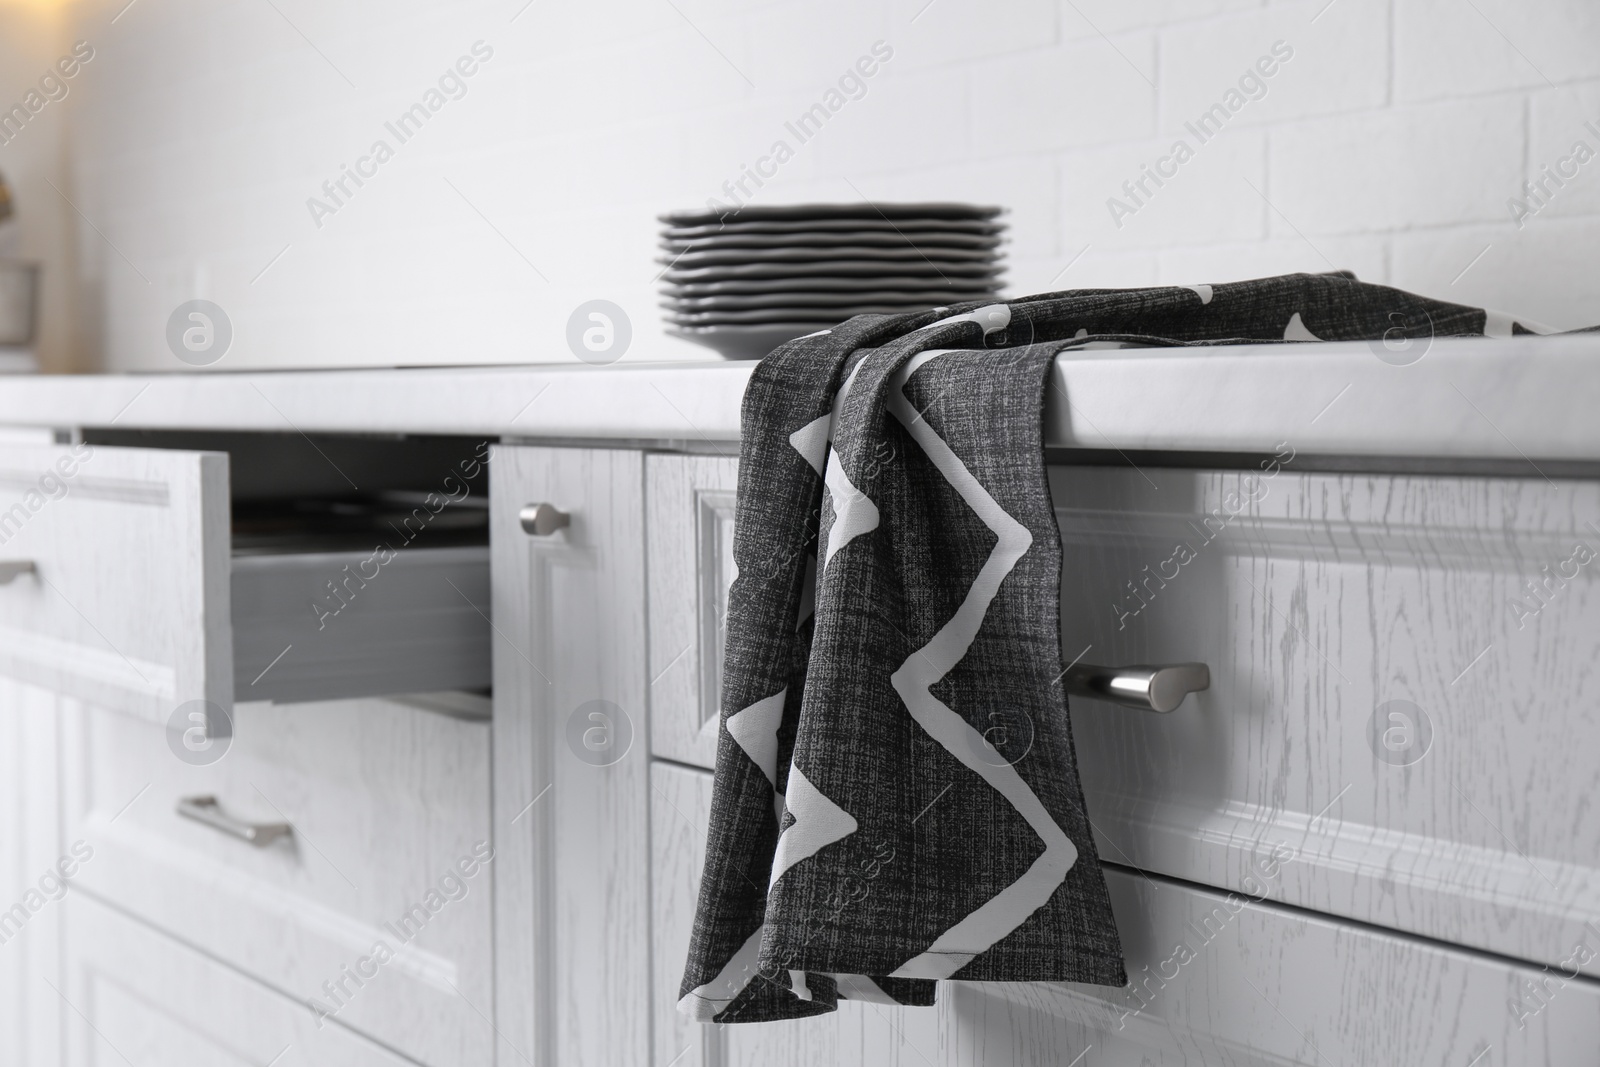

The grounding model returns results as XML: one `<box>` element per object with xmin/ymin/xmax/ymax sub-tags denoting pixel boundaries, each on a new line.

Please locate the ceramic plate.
<box><xmin>665</xmin><ymin>307</ymin><xmax>932</xmax><ymax>326</ymax></box>
<box><xmin>661</xmin><ymin>275</ymin><xmax>1002</xmax><ymax>296</ymax></box>
<box><xmin>661</xmin><ymin>261</ymin><xmax>1003</xmax><ymax>283</ymax></box>
<box><xmin>662</xmin><ymin>218</ymin><xmax>1005</xmax><ymax>240</ymax></box>
<box><xmin>657</xmin><ymin>245</ymin><xmax>999</xmax><ymax>268</ymax></box>
<box><xmin>661</xmin><ymin>288</ymin><xmax>995</xmax><ymax>310</ymax></box>
<box><xmin>660</xmin><ymin>230</ymin><xmax>1004</xmax><ymax>252</ymax></box>
<box><xmin>659</xmin><ymin>202</ymin><xmax>1003</xmax><ymax>226</ymax></box>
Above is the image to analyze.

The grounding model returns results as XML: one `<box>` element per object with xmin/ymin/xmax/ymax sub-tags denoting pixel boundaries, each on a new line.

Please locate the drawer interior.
<box><xmin>84</xmin><ymin>428</ymin><xmax>491</xmax><ymax>551</ymax></box>
<box><xmin>84</xmin><ymin>428</ymin><xmax>494</xmax><ymax>703</ymax></box>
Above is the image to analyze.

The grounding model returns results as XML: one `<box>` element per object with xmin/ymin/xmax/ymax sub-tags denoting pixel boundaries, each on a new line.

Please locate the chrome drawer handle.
<box><xmin>0</xmin><ymin>561</ymin><xmax>36</xmax><ymax>585</ymax></box>
<box><xmin>520</xmin><ymin>502</ymin><xmax>571</xmax><ymax>536</ymax></box>
<box><xmin>176</xmin><ymin>795</ymin><xmax>292</xmax><ymax>847</ymax></box>
<box><xmin>1066</xmin><ymin>661</ymin><xmax>1210</xmax><ymax>713</ymax></box>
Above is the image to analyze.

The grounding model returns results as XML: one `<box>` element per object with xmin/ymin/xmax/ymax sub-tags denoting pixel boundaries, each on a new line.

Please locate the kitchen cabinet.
<box><xmin>637</xmin><ymin>450</ymin><xmax>1600</xmax><ymax>1065</ymax></box>
<box><xmin>652</xmin><ymin>763</ymin><xmax>1600</xmax><ymax>1066</ymax></box>
<box><xmin>0</xmin><ymin>349</ymin><xmax>1596</xmax><ymax>1066</ymax></box>
<box><xmin>490</xmin><ymin>445</ymin><xmax>652</xmax><ymax>1067</ymax></box>
<box><xmin>61</xmin><ymin>692</ymin><xmax>494</xmax><ymax>1066</ymax></box>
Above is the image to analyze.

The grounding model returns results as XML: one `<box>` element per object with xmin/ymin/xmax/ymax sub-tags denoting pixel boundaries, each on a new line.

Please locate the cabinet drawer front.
<box><xmin>1055</xmin><ymin>465</ymin><xmax>1600</xmax><ymax>977</ymax></box>
<box><xmin>955</xmin><ymin>866</ymin><xmax>1600</xmax><ymax>1066</ymax></box>
<box><xmin>645</xmin><ymin>455</ymin><xmax>1600</xmax><ymax>977</ymax></box>
<box><xmin>647</xmin><ymin>453</ymin><xmax>739</xmax><ymax>768</ymax></box>
<box><xmin>65</xmin><ymin>692</ymin><xmax>494</xmax><ymax>1066</ymax></box>
<box><xmin>0</xmin><ymin>444</ymin><xmax>230</xmax><ymax>723</ymax></box>
<box><xmin>63</xmin><ymin>893</ymin><xmax>412</xmax><ymax>1067</ymax></box>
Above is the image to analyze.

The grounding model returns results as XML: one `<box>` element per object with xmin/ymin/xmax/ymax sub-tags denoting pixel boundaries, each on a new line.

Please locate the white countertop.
<box><xmin>1</xmin><ymin>334</ymin><xmax>1597</xmax><ymax>462</ymax></box>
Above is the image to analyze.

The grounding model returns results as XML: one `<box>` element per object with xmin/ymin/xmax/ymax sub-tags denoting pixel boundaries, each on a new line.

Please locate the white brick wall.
<box><xmin>13</xmin><ymin>0</ymin><xmax>1600</xmax><ymax>370</ymax></box>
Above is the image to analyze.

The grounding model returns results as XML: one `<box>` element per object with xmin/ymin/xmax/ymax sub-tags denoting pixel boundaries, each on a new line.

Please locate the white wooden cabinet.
<box><xmin>634</xmin><ymin>450</ymin><xmax>1600</xmax><ymax>1067</ymax></box>
<box><xmin>490</xmin><ymin>445</ymin><xmax>652</xmax><ymax>1067</ymax></box>
<box><xmin>653</xmin><ymin>764</ymin><xmax>1600</xmax><ymax>1066</ymax></box>
<box><xmin>5</xmin><ymin>397</ymin><xmax>1599</xmax><ymax>1067</ymax></box>
<box><xmin>0</xmin><ymin>434</ymin><xmax>496</xmax><ymax>1067</ymax></box>
<box><xmin>61</xmin><ymin>691</ymin><xmax>494</xmax><ymax>1067</ymax></box>
<box><xmin>949</xmin><ymin>866</ymin><xmax>1600</xmax><ymax>1066</ymax></box>
<box><xmin>0</xmin><ymin>676</ymin><xmax>65</xmax><ymax>1067</ymax></box>
<box><xmin>1054</xmin><ymin>465</ymin><xmax>1600</xmax><ymax>976</ymax></box>
<box><xmin>62</xmin><ymin>892</ymin><xmax>415</xmax><ymax>1067</ymax></box>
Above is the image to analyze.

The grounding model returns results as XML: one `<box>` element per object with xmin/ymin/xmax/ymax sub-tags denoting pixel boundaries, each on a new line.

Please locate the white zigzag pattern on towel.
<box><xmin>727</xmin><ymin>688</ymin><xmax>788</xmax><ymax>824</ymax></box>
<box><xmin>1283</xmin><ymin>311</ymin><xmax>1321</xmax><ymax>341</ymax></box>
<box><xmin>789</xmin><ymin>415</ymin><xmax>831</xmax><ymax>475</ymax></box>
<box><xmin>769</xmin><ymin>762</ymin><xmax>859</xmax><ymax>890</ymax></box>
<box><xmin>883</xmin><ymin>351</ymin><xmax>1080</xmax><ymax>981</ymax></box>
<box><xmin>680</xmin><ymin>361</ymin><xmax>894</xmax><ymax>1021</ymax></box>
<box><xmin>829</xmin><ymin>973</ymin><xmax>900</xmax><ymax>1004</ymax></box>
<box><xmin>818</xmin><ymin>358</ymin><xmax>878</xmax><ymax>572</ymax></box>
<box><xmin>727</xmin><ymin>689</ymin><xmax>785</xmax><ymax>790</ymax></box>
<box><xmin>822</xmin><ymin>453</ymin><xmax>879</xmax><ymax>571</ymax></box>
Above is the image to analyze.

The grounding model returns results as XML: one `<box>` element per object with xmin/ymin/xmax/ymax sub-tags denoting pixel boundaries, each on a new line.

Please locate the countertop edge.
<box><xmin>1</xmin><ymin>335</ymin><xmax>1597</xmax><ymax>462</ymax></box>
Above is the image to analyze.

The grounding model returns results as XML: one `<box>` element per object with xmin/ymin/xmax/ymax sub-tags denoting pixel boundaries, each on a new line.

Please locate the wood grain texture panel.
<box><xmin>950</xmin><ymin>866</ymin><xmax>1600</xmax><ymax>1066</ymax></box>
<box><xmin>646</xmin><ymin>454</ymin><xmax>740</xmax><ymax>770</ymax></box>
<box><xmin>492</xmin><ymin>445</ymin><xmax>651</xmax><ymax>1067</ymax></box>
<box><xmin>62</xmin><ymin>692</ymin><xmax>494</xmax><ymax>1067</ymax></box>
<box><xmin>1053</xmin><ymin>464</ymin><xmax>1600</xmax><ymax>977</ymax></box>
<box><xmin>0</xmin><ymin>675</ymin><xmax>65</xmax><ymax>1067</ymax></box>
<box><xmin>0</xmin><ymin>443</ymin><xmax>231</xmax><ymax>726</ymax></box>
<box><xmin>62</xmin><ymin>893</ymin><xmax>414</xmax><ymax>1067</ymax></box>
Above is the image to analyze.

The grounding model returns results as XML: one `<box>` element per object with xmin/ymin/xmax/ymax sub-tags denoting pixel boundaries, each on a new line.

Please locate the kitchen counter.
<box><xmin>1</xmin><ymin>334</ymin><xmax>1597</xmax><ymax>464</ymax></box>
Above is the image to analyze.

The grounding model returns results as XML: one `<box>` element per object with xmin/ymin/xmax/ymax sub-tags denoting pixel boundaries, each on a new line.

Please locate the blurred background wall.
<box><xmin>0</xmin><ymin>0</ymin><xmax>82</xmax><ymax>372</ymax></box>
<box><xmin>2</xmin><ymin>0</ymin><xmax>1598</xmax><ymax>371</ymax></box>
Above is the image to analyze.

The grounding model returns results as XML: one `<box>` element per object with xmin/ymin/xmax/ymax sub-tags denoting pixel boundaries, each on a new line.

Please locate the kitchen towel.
<box><xmin>679</xmin><ymin>271</ymin><xmax>1583</xmax><ymax>1024</ymax></box>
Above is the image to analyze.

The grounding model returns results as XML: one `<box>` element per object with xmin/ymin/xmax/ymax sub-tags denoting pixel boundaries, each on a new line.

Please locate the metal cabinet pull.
<box><xmin>176</xmin><ymin>795</ymin><xmax>292</xmax><ymax>847</ymax></box>
<box><xmin>1065</xmin><ymin>661</ymin><xmax>1210</xmax><ymax>713</ymax></box>
<box><xmin>520</xmin><ymin>502</ymin><xmax>571</xmax><ymax>536</ymax></box>
<box><xmin>0</xmin><ymin>561</ymin><xmax>36</xmax><ymax>585</ymax></box>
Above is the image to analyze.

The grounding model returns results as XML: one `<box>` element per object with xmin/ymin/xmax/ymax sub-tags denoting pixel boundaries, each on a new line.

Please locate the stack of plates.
<box><xmin>659</xmin><ymin>203</ymin><xmax>1006</xmax><ymax>360</ymax></box>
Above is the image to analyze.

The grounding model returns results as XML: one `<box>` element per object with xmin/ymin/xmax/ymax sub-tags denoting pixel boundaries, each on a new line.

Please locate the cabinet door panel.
<box><xmin>646</xmin><ymin>454</ymin><xmax>739</xmax><ymax>769</ymax></box>
<box><xmin>492</xmin><ymin>445</ymin><xmax>651</xmax><ymax>1067</ymax></box>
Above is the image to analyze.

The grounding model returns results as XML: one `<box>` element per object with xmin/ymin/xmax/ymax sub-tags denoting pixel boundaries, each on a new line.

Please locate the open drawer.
<box><xmin>0</xmin><ymin>438</ymin><xmax>490</xmax><ymax>726</ymax></box>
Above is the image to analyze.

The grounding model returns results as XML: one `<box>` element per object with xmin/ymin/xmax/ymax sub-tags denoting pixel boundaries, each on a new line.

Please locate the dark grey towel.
<box><xmin>679</xmin><ymin>272</ymin><xmax>1571</xmax><ymax>1023</ymax></box>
